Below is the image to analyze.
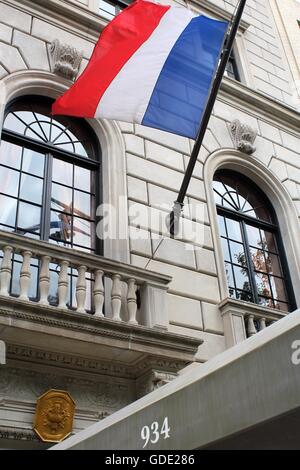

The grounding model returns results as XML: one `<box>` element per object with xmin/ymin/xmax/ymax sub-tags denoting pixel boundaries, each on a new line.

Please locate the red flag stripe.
<box><xmin>52</xmin><ymin>0</ymin><xmax>170</xmax><ymax>118</ymax></box>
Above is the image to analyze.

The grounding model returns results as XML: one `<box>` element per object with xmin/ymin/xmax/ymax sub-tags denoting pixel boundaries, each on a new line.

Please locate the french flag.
<box><xmin>52</xmin><ymin>0</ymin><xmax>228</xmax><ymax>139</ymax></box>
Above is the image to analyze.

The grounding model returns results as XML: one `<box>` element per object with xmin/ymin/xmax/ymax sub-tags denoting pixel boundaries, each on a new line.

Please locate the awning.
<box><xmin>52</xmin><ymin>308</ymin><xmax>300</xmax><ymax>450</ymax></box>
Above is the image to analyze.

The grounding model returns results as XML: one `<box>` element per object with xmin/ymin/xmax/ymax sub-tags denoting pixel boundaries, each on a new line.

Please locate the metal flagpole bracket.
<box><xmin>168</xmin><ymin>201</ymin><xmax>184</xmax><ymax>238</ymax></box>
<box><xmin>167</xmin><ymin>0</ymin><xmax>247</xmax><ymax>236</ymax></box>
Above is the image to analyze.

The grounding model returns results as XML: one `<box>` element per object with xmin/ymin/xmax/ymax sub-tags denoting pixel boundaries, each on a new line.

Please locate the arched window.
<box><xmin>213</xmin><ymin>170</ymin><xmax>295</xmax><ymax>313</ymax></box>
<box><xmin>0</xmin><ymin>96</ymin><xmax>100</xmax><ymax>253</ymax></box>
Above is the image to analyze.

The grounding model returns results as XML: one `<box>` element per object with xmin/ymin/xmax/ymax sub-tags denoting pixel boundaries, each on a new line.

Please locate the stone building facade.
<box><xmin>0</xmin><ymin>0</ymin><xmax>299</xmax><ymax>449</ymax></box>
<box><xmin>270</xmin><ymin>0</ymin><xmax>300</xmax><ymax>109</ymax></box>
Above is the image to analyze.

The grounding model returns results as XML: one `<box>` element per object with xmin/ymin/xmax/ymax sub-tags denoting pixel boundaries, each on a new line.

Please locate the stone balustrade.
<box><xmin>245</xmin><ymin>313</ymin><xmax>275</xmax><ymax>337</ymax></box>
<box><xmin>0</xmin><ymin>231</ymin><xmax>171</xmax><ymax>329</ymax></box>
<box><xmin>220</xmin><ymin>298</ymin><xmax>286</xmax><ymax>347</ymax></box>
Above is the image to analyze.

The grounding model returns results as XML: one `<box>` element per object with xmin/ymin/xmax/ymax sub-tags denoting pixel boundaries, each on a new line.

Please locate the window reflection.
<box><xmin>0</xmin><ymin>166</ymin><xmax>19</xmax><ymax>196</ymax></box>
<box><xmin>0</xmin><ymin>96</ymin><xmax>100</xmax><ymax>309</ymax></box>
<box><xmin>0</xmin><ymin>195</ymin><xmax>17</xmax><ymax>227</ymax></box>
<box><xmin>20</xmin><ymin>174</ymin><xmax>43</xmax><ymax>204</ymax></box>
<box><xmin>214</xmin><ymin>170</ymin><xmax>293</xmax><ymax>313</ymax></box>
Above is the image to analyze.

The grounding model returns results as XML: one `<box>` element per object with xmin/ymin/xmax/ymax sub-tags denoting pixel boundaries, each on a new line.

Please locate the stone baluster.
<box><xmin>0</xmin><ymin>246</ymin><xmax>13</xmax><ymax>296</ymax></box>
<box><xmin>94</xmin><ymin>270</ymin><xmax>104</xmax><ymax>317</ymax></box>
<box><xmin>111</xmin><ymin>274</ymin><xmax>122</xmax><ymax>321</ymax></box>
<box><xmin>19</xmin><ymin>250</ymin><xmax>32</xmax><ymax>301</ymax></box>
<box><xmin>58</xmin><ymin>260</ymin><xmax>69</xmax><ymax>309</ymax></box>
<box><xmin>39</xmin><ymin>255</ymin><xmax>51</xmax><ymax>305</ymax></box>
<box><xmin>76</xmin><ymin>265</ymin><xmax>87</xmax><ymax>314</ymax></box>
<box><xmin>127</xmin><ymin>278</ymin><xmax>138</xmax><ymax>325</ymax></box>
<box><xmin>247</xmin><ymin>314</ymin><xmax>257</xmax><ymax>336</ymax></box>
<box><xmin>259</xmin><ymin>317</ymin><xmax>266</xmax><ymax>331</ymax></box>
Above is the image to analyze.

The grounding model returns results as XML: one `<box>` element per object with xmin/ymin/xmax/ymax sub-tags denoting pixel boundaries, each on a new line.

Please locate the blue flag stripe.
<box><xmin>141</xmin><ymin>16</ymin><xmax>228</xmax><ymax>139</ymax></box>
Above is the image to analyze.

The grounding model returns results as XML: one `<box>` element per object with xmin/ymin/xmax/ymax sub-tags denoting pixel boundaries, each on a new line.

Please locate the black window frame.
<box><xmin>214</xmin><ymin>170</ymin><xmax>296</xmax><ymax>312</ymax></box>
<box><xmin>0</xmin><ymin>95</ymin><xmax>102</xmax><ymax>255</ymax></box>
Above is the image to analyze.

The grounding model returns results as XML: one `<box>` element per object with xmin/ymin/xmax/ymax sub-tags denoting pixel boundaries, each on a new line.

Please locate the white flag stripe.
<box><xmin>95</xmin><ymin>6</ymin><xmax>195</xmax><ymax>123</ymax></box>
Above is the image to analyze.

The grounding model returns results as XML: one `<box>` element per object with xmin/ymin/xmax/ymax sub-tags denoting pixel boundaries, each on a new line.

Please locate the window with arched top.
<box><xmin>0</xmin><ymin>96</ymin><xmax>100</xmax><ymax>253</ymax></box>
<box><xmin>213</xmin><ymin>170</ymin><xmax>295</xmax><ymax>313</ymax></box>
<box><xmin>0</xmin><ymin>96</ymin><xmax>101</xmax><ymax>306</ymax></box>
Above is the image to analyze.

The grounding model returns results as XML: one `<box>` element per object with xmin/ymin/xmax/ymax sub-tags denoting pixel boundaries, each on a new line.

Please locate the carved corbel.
<box><xmin>50</xmin><ymin>39</ymin><xmax>83</xmax><ymax>81</ymax></box>
<box><xmin>230</xmin><ymin>119</ymin><xmax>257</xmax><ymax>154</ymax></box>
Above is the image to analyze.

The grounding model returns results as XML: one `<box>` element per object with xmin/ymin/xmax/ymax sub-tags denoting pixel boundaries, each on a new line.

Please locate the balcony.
<box><xmin>0</xmin><ymin>231</ymin><xmax>202</xmax><ymax>393</ymax></box>
<box><xmin>219</xmin><ymin>298</ymin><xmax>287</xmax><ymax>348</ymax></box>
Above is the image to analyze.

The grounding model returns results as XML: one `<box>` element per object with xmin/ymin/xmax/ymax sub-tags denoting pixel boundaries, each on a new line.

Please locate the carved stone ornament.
<box><xmin>230</xmin><ymin>119</ymin><xmax>257</xmax><ymax>154</ymax></box>
<box><xmin>50</xmin><ymin>39</ymin><xmax>83</xmax><ymax>81</ymax></box>
<box><xmin>33</xmin><ymin>389</ymin><xmax>75</xmax><ymax>442</ymax></box>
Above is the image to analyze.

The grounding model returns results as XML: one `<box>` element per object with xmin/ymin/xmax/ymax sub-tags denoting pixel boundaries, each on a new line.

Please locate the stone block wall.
<box><xmin>0</xmin><ymin>0</ymin><xmax>299</xmax><ymax>364</ymax></box>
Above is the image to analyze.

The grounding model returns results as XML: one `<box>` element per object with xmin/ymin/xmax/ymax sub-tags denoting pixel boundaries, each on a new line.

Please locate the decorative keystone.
<box><xmin>50</xmin><ymin>39</ymin><xmax>83</xmax><ymax>81</ymax></box>
<box><xmin>230</xmin><ymin>119</ymin><xmax>257</xmax><ymax>155</ymax></box>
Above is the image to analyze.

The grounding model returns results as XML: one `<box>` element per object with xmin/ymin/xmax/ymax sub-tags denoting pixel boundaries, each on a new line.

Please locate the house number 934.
<box><xmin>141</xmin><ymin>417</ymin><xmax>170</xmax><ymax>448</ymax></box>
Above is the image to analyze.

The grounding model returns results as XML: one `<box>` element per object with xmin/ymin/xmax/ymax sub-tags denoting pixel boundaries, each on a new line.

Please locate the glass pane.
<box><xmin>0</xmin><ymin>223</ymin><xmax>15</xmax><ymax>232</ymax></box>
<box><xmin>233</xmin><ymin>265</ymin><xmax>250</xmax><ymax>291</ymax></box>
<box><xmin>17</xmin><ymin>202</ymin><xmax>41</xmax><ymax>233</ymax></box>
<box><xmin>260</xmin><ymin>230</ymin><xmax>277</xmax><ymax>253</ymax></box>
<box><xmin>221</xmin><ymin>237</ymin><xmax>230</xmax><ymax>262</ymax></box>
<box><xmin>273</xmin><ymin>301</ymin><xmax>289</xmax><ymax>313</ymax></box>
<box><xmin>246</xmin><ymin>224</ymin><xmax>261</xmax><ymax>248</ymax></box>
<box><xmin>74</xmin><ymin>167</ymin><xmax>93</xmax><ymax>192</ymax></box>
<box><xmin>250</xmin><ymin>247</ymin><xmax>267</xmax><ymax>273</ymax></box>
<box><xmin>25</xmin><ymin>121</ymin><xmax>47</xmax><ymax>142</ymax></box>
<box><xmin>214</xmin><ymin>171</ymin><xmax>273</xmax><ymax>222</ymax></box>
<box><xmin>99</xmin><ymin>0</ymin><xmax>116</xmax><ymax>19</ymax></box>
<box><xmin>52</xmin><ymin>159</ymin><xmax>73</xmax><ymax>186</ymax></box>
<box><xmin>229</xmin><ymin>241</ymin><xmax>246</xmax><ymax>267</ymax></box>
<box><xmin>55</xmin><ymin>142</ymin><xmax>75</xmax><ymax>153</ymax></box>
<box><xmin>269</xmin><ymin>276</ymin><xmax>288</xmax><ymax>302</ymax></box>
<box><xmin>34</xmin><ymin>114</ymin><xmax>51</xmax><ymax>141</ymax></box>
<box><xmin>73</xmin><ymin>217</ymin><xmax>93</xmax><ymax>249</ymax></box>
<box><xmin>255</xmin><ymin>272</ymin><xmax>272</xmax><ymax>298</ymax></box>
<box><xmin>0</xmin><ymin>166</ymin><xmax>19</xmax><ymax>196</ymax></box>
<box><xmin>74</xmin><ymin>191</ymin><xmax>94</xmax><ymax>219</ymax></box>
<box><xmin>224</xmin><ymin>262</ymin><xmax>234</xmax><ymax>289</ymax></box>
<box><xmin>74</xmin><ymin>142</ymin><xmax>88</xmax><ymax>157</ymax></box>
<box><xmin>266</xmin><ymin>253</ymin><xmax>282</xmax><ymax>277</ymax></box>
<box><xmin>4</xmin><ymin>113</ymin><xmax>27</xmax><ymax>134</ymax></box>
<box><xmin>0</xmin><ymin>195</ymin><xmax>17</xmax><ymax>226</ymax></box>
<box><xmin>225</xmin><ymin>218</ymin><xmax>242</xmax><ymax>242</ymax></box>
<box><xmin>22</xmin><ymin>148</ymin><xmax>45</xmax><ymax>177</ymax></box>
<box><xmin>50</xmin><ymin>211</ymin><xmax>72</xmax><ymax>243</ymax></box>
<box><xmin>0</xmin><ymin>140</ymin><xmax>22</xmax><ymax>169</ymax></box>
<box><xmin>19</xmin><ymin>174</ymin><xmax>43</xmax><ymax>204</ymax></box>
<box><xmin>258</xmin><ymin>296</ymin><xmax>274</xmax><ymax>308</ymax></box>
<box><xmin>51</xmin><ymin>183</ymin><xmax>73</xmax><ymax>213</ymax></box>
<box><xmin>236</xmin><ymin>290</ymin><xmax>253</xmax><ymax>302</ymax></box>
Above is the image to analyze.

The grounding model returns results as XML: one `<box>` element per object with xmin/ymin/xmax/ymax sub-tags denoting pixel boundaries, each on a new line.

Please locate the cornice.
<box><xmin>5</xmin><ymin>0</ymin><xmax>105</xmax><ymax>41</ymax></box>
<box><xmin>0</xmin><ymin>426</ymin><xmax>40</xmax><ymax>443</ymax></box>
<box><xmin>6</xmin><ymin>0</ymin><xmax>250</xmax><ymax>44</ymax></box>
<box><xmin>220</xmin><ymin>77</ymin><xmax>300</xmax><ymax>135</ymax></box>
<box><xmin>0</xmin><ymin>297</ymin><xmax>202</xmax><ymax>355</ymax></box>
<box><xmin>7</xmin><ymin>344</ymin><xmax>187</xmax><ymax>378</ymax></box>
<box><xmin>189</xmin><ymin>0</ymin><xmax>250</xmax><ymax>31</ymax></box>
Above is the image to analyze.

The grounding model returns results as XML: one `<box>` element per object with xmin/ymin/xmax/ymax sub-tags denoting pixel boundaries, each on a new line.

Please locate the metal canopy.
<box><xmin>52</xmin><ymin>309</ymin><xmax>300</xmax><ymax>450</ymax></box>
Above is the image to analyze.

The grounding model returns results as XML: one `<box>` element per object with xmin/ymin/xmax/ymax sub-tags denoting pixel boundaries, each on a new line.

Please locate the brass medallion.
<box><xmin>34</xmin><ymin>389</ymin><xmax>75</xmax><ymax>443</ymax></box>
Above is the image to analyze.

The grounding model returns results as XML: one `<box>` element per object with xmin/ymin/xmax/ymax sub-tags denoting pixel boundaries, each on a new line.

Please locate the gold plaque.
<box><xmin>34</xmin><ymin>389</ymin><xmax>75</xmax><ymax>443</ymax></box>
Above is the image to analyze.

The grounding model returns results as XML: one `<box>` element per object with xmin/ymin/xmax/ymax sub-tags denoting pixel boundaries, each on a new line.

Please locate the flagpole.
<box><xmin>169</xmin><ymin>0</ymin><xmax>247</xmax><ymax>236</ymax></box>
